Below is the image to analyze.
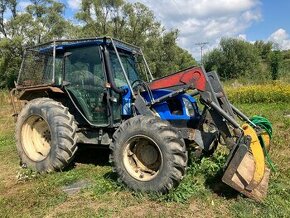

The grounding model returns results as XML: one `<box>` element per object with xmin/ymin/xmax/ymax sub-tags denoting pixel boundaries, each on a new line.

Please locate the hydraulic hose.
<box><xmin>250</xmin><ymin>116</ymin><xmax>273</xmax><ymax>139</ymax></box>
<box><xmin>250</xmin><ymin>116</ymin><xmax>275</xmax><ymax>171</ymax></box>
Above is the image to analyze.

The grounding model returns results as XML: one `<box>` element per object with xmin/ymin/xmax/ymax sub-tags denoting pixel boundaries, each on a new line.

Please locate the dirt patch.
<box><xmin>62</xmin><ymin>180</ymin><xmax>91</xmax><ymax>195</ymax></box>
<box><xmin>0</xmin><ymin>164</ymin><xmax>20</xmax><ymax>193</ymax></box>
<box><xmin>44</xmin><ymin>195</ymin><xmax>103</xmax><ymax>218</ymax></box>
<box><xmin>121</xmin><ymin>202</ymin><xmax>164</xmax><ymax>217</ymax></box>
<box><xmin>187</xmin><ymin>199</ymin><xmax>218</xmax><ymax>218</ymax></box>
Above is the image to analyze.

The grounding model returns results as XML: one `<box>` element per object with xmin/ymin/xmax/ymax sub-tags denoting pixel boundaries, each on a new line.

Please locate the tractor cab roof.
<box><xmin>28</xmin><ymin>37</ymin><xmax>142</xmax><ymax>55</ymax></box>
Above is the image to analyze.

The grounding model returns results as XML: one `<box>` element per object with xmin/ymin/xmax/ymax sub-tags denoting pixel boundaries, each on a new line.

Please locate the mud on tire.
<box><xmin>110</xmin><ymin>115</ymin><xmax>188</xmax><ymax>193</ymax></box>
<box><xmin>16</xmin><ymin>98</ymin><xmax>78</xmax><ymax>172</ymax></box>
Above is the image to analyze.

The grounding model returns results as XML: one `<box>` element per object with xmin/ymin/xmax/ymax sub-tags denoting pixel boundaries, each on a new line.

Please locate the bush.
<box><xmin>225</xmin><ymin>81</ymin><xmax>290</xmax><ymax>103</ymax></box>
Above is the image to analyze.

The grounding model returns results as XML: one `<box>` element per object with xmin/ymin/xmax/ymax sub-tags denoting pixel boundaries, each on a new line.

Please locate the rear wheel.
<box><xmin>16</xmin><ymin>98</ymin><xmax>78</xmax><ymax>172</ymax></box>
<box><xmin>110</xmin><ymin>115</ymin><xmax>188</xmax><ymax>193</ymax></box>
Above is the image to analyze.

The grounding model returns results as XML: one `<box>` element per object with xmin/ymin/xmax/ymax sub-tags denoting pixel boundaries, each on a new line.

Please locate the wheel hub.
<box><xmin>123</xmin><ymin>135</ymin><xmax>162</xmax><ymax>182</ymax></box>
<box><xmin>136</xmin><ymin>142</ymin><xmax>159</xmax><ymax>166</ymax></box>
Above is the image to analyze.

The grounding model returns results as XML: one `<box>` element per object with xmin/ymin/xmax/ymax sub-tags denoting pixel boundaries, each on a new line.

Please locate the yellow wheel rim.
<box><xmin>21</xmin><ymin>115</ymin><xmax>51</xmax><ymax>162</ymax></box>
<box><xmin>123</xmin><ymin>135</ymin><xmax>162</xmax><ymax>181</ymax></box>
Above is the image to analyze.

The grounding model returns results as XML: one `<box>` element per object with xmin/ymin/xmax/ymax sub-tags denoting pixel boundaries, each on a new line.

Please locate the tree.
<box><xmin>0</xmin><ymin>0</ymin><xmax>23</xmax><ymax>87</ymax></box>
<box><xmin>0</xmin><ymin>0</ymin><xmax>70</xmax><ymax>88</ymax></box>
<box><xmin>0</xmin><ymin>0</ymin><xmax>196</xmax><ymax>88</ymax></box>
<box><xmin>26</xmin><ymin>0</ymin><xmax>67</xmax><ymax>43</ymax></box>
<box><xmin>0</xmin><ymin>37</ymin><xmax>22</xmax><ymax>87</ymax></box>
<box><xmin>74</xmin><ymin>0</ymin><xmax>196</xmax><ymax>77</ymax></box>
<box><xmin>254</xmin><ymin>40</ymin><xmax>273</xmax><ymax>61</ymax></box>
<box><xmin>204</xmin><ymin>38</ymin><xmax>263</xmax><ymax>80</ymax></box>
<box><xmin>270</xmin><ymin>50</ymin><xmax>282</xmax><ymax>80</ymax></box>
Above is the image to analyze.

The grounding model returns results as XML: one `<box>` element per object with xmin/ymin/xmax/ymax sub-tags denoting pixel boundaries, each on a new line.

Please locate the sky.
<box><xmin>17</xmin><ymin>0</ymin><xmax>290</xmax><ymax>59</ymax></box>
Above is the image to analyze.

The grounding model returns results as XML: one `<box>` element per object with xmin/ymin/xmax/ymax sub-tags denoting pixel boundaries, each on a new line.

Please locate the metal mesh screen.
<box><xmin>17</xmin><ymin>46</ymin><xmax>54</xmax><ymax>87</ymax></box>
<box><xmin>16</xmin><ymin>37</ymin><xmax>144</xmax><ymax>87</ymax></box>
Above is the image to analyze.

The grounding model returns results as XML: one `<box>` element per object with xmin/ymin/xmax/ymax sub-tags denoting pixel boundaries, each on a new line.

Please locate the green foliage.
<box><xmin>280</xmin><ymin>51</ymin><xmax>290</xmax><ymax>81</ymax></box>
<box><xmin>0</xmin><ymin>0</ymin><xmax>196</xmax><ymax>88</ymax></box>
<box><xmin>26</xmin><ymin>0</ymin><xmax>68</xmax><ymax>43</ymax></box>
<box><xmin>0</xmin><ymin>0</ymin><xmax>71</xmax><ymax>88</ymax></box>
<box><xmin>204</xmin><ymin>38</ymin><xmax>289</xmax><ymax>81</ymax></box>
<box><xmin>254</xmin><ymin>40</ymin><xmax>273</xmax><ymax>61</ymax></box>
<box><xmin>0</xmin><ymin>37</ymin><xmax>23</xmax><ymax>87</ymax></box>
<box><xmin>204</xmin><ymin>38</ymin><xmax>264</xmax><ymax>80</ymax></box>
<box><xmin>74</xmin><ymin>0</ymin><xmax>196</xmax><ymax>78</ymax></box>
<box><xmin>144</xmin><ymin>30</ymin><xmax>196</xmax><ymax>76</ymax></box>
<box><xmin>148</xmin><ymin>151</ymin><xmax>228</xmax><ymax>203</ymax></box>
<box><xmin>270</xmin><ymin>50</ymin><xmax>282</xmax><ymax>80</ymax></box>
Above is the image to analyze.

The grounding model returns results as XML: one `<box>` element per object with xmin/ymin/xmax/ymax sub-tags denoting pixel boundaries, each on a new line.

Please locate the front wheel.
<box><xmin>110</xmin><ymin>115</ymin><xmax>188</xmax><ymax>193</ymax></box>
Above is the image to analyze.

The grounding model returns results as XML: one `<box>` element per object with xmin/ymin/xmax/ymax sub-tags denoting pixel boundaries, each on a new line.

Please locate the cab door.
<box><xmin>64</xmin><ymin>45</ymin><xmax>109</xmax><ymax>126</ymax></box>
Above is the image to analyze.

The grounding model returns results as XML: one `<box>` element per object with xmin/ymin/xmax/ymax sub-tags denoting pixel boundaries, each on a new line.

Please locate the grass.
<box><xmin>0</xmin><ymin>89</ymin><xmax>290</xmax><ymax>217</ymax></box>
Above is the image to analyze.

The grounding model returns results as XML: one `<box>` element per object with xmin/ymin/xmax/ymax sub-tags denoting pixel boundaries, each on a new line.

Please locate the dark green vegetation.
<box><xmin>1</xmin><ymin>1</ymin><xmax>290</xmax><ymax>89</ymax></box>
<box><xmin>0</xmin><ymin>90</ymin><xmax>289</xmax><ymax>217</ymax></box>
<box><xmin>204</xmin><ymin>38</ymin><xmax>290</xmax><ymax>82</ymax></box>
<box><xmin>0</xmin><ymin>0</ymin><xmax>196</xmax><ymax>88</ymax></box>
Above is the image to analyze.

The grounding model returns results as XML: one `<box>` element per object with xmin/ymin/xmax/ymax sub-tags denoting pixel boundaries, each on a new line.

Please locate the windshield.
<box><xmin>109</xmin><ymin>50</ymin><xmax>141</xmax><ymax>87</ymax></box>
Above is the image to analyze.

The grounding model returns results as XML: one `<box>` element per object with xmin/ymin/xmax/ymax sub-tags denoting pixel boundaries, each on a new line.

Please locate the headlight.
<box><xmin>183</xmin><ymin>98</ymin><xmax>195</xmax><ymax>117</ymax></box>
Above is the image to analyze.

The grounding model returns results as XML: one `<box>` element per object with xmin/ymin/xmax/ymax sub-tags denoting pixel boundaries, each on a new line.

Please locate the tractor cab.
<box><xmin>58</xmin><ymin>38</ymin><xmax>146</xmax><ymax>127</ymax></box>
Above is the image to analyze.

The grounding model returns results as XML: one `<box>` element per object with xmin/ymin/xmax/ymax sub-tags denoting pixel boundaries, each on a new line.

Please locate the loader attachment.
<box><xmin>201</xmin><ymin>71</ymin><xmax>272</xmax><ymax>201</ymax></box>
<box><xmin>148</xmin><ymin>66</ymin><xmax>272</xmax><ymax>200</ymax></box>
<box><xmin>202</xmin><ymin>71</ymin><xmax>272</xmax><ymax>201</ymax></box>
<box><xmin>222</xmin><ymin>124</ymin><xmax>270</xmax><ymax>201</ymax></box>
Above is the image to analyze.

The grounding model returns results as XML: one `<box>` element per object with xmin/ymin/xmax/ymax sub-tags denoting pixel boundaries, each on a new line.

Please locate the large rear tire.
<box><xmin>110</xmin><ymin>115</ymin><xmax>188</xmax><ymax>193</ymax></box>
<box><xmin>16</xmin><ymin>98</ymin><xmax>78</xmax><ymax>172</ymax></box>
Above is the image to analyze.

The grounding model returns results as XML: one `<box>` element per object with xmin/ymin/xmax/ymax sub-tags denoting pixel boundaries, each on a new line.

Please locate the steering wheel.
<box><xmin>131</xmin><ymin>79</ymin><xmax>147</xmax><ymax>93</ymax></box>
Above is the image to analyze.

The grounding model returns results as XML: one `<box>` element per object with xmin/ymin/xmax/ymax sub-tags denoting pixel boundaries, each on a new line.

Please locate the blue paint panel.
<box><xmin>39</xmin><ymin>40</ymin><xmax>103</xmax><ymax>54</ymax></box>
<box><xmin>121</xmin><ymin>86</ymin><xmax>132</xmax><ymax>116</ymax></box>
<box><xmin>141</xmin><ymin>89</ymin><xmax>201</xmax><ymax>121</ymax></box>
<box><xmin>39</xmin><ymin>39</ymin><xmax>137</xmax><ymax>54</ymax></box>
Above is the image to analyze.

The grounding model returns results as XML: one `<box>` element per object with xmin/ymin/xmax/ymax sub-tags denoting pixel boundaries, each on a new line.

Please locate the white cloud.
<box><xmin>67</xmin><ymin>0</ymin><xmax>81</xmax><ymax>10</ymax></box>
<box><xmin>127</xmin><ymin>0</ymin><xmax>262</xmax><ymax>59</ymax></box>
<box><xmin>268</xmin><ymin>28</ymin><xmax>290</xmax><ymax>50</ymax></box>
<box><xmin>18</xmin><ymin>1</ymin><xmax>30</xmax><ymax>11</ymax></box>
<box><xmin>238</xmin><ymin>34</ymin><xmax>247</xmax><ymax>40</ymax></box>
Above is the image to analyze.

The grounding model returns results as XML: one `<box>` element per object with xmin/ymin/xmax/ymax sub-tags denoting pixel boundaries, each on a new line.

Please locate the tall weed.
<box><xmin>225</xmin><ymin>81</ymin><xmax>290</xmax><ymax>103</ymax></box>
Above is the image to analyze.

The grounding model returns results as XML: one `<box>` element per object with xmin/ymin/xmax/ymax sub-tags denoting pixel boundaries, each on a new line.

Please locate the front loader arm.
<box><xmin>149</xmin><ymin>66</ymin><xmax>241</xmax><ymax>145</ymax></box>
<box><xmin>149</xmin><ymin>66</ymin><xmax>271</xmax><ymax>201</ymax></box>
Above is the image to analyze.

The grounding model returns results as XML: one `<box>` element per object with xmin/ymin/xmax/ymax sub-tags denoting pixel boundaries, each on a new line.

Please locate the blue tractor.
<box><xmin>11</xmin><ymin>37</ymin><xmax>272</xmax><ymax>200</ymax></box>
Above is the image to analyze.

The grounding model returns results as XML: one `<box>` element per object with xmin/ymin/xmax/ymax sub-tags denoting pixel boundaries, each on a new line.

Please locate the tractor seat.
<box><xmin>70</xmin><ymin>70</ymin><xmax>104</xmax><ymax>87</ymax></box>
